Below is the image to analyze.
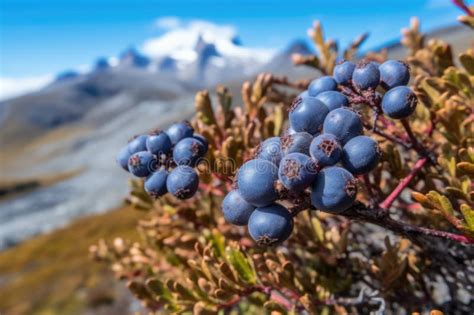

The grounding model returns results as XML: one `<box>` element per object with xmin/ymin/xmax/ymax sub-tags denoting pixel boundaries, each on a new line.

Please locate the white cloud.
<box><xmin>154</xmin><ymin>16</ymin><xmax>182</xmax><ymax>30</ymax></box>
<box><xmin>0</xmin><ymin>74</ymin><xmax>54</xmax><ymax>101</ymax></box>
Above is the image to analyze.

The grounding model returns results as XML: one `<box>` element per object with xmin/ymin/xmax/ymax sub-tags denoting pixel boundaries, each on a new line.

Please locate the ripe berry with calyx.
<box><xmin>144</xmin><ymin>168</ymin><xmax>169</xmax><ymax>198</ymax></box>
<box><xmin>323</xmin><ymin>108</ymin><xmax>363</xmax><ymax>144</ymax></box>
<box><xmin>352</xmin><ymin>61</ymin><xmax>380</xmax><ymax>90</ymax></box>
<box><xmin>222</xmin><ymin>190</ymin><xmax>256</xmax><ymax>226</ymax></box>
<box><xmin>381</xmin><ymin>86</ymin><xmax>418</xmax><ymax>119</ymax></box>
<box><xmin>237</xmin><ymin>159</ymin><xmax>279</xmax><ymax>207</ymax></box>
<box><xmin>166</xmin><ymin>165</ymin><xmax>199</xmax><ymax>199</ymax></box>
<box><xmin>193</xmin><ymin>133</ymin><xmax>209</xmax><ymax>152</ymax></box>
<box><xmin>379</xmin><ymin>60</ymin><xmax>410</xmax><ymax>89</ymax></box>
<box><xmin>173</xmin><ymin>137</ymin><xmax>207</xmax><ymax>166</ymax></box>
<box><xmin>309</xmin><ymin>133</ymin><xmax>342</xmax><ymax>167</ymax></box>
<box><xmin>128</xmin><ymin>151</ymin><xmax>156</xmax><ymax>177</ymax></box>
<box><xmin>278</xmin><ymin>153</ymin><xmax>318</xmax><ymax>192</ymax></box>
<box><xmin>146</xmin><ymin>129</ymin><xmax>172</xmax><ymax>156</ymax></box>
<box><xmin>248</xmin><ymin>203</ymin><xmax>293</xmax><ymax>246</ymax></box>
<box><xmin>311</xmin><ymin>166</ymin><xmax>357</xmax><ymax>213</ymax></box>
<box><xmin>341</xmin><ymin>136</ymin><xmax>381</xmax><ymax>175</ymax></box>
<box><xmin>256</xmin><ymin>137</ymin><xmax>282</xmax><ymax>166</ymax></box>
<box><xmin>316</xmin><ymin>91</ymin><xmax>349</xmax><ymax>111</ymax></box>
<box><xmin>289</xmin><ymin>94</ymin><xmax>329</xmax><ymax>135</ymax></box>
<box><xmin>308</xmin><ymin>76</ymin><xmax>338</xmax><ymax>96</ymax></box>
<box><xmin>333</xmin><ymin>60</ymin><xmax>356</xmax><ymax>85</ymax></box>
<box><xmin>166</xmin><ymin>121</ymin><xmax>194</xmax><ymax>145</ymax></box>
<box><xmin>280</xmin><ymin>132</ymin><xmax>313</xmax><ymax>156</ymax></box>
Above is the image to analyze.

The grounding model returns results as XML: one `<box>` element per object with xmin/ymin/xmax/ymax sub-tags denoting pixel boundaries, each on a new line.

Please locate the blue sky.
<box><xmin>0</xmin><ymin>0</ymin><xmax>463</xmax><ymax>77</ymax></box>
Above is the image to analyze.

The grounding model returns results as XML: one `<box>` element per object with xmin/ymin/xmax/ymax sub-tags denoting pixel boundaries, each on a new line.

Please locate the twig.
<box><xmin>379</xmin><ymin>157</ymin><xmax>428</xmax><ymax>210</ymax></box>
<box><xmin>452</xmin><ymin>0</ymin><xmax>474</xmax><ymax>16</ymax></box>
<box><xmin>341</xmin><ymin>202</ymin><xmax>474</xmax><ymax>245</ymax></box>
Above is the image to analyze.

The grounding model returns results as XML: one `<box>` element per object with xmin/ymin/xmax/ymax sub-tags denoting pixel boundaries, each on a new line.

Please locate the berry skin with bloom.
<box><xmin>116</xmin><ymin>146</ymin><xmax>132</xmax><ymax>171</ymax></box>
<box><xmin>333</xmin><ymin>60</ymin><xmax>356</xmax><ymax>85</ymax></box>
<box><xmin>146</xmin><ymin>130</ymin><xmax>172</xmax><ymax>156</ymax></box>
<box><xmin>256</xmin><ymin>137</ymin><xmax>282</xmax><ymax>166</ymax></box>
<box><xmin>144</xmin><ymin>169</ymin><xmax>169</xmax><ymax>198</ymax></box>
<box><xmin>280</xmin><ymin>132</ymin><xmax>313</xmax><ymax>156</ymax></box>
<box><xmin>379</xmin><ymin>60</ymin><xmax>410</xmax><ymax>89</ymax></box>
<box><xmin>316</xmin><ymin>91</ymin><xmax>349</xmax><ymax>111</ymax></box>
<box><xmin>323</xmin><ymin>108</ymin><xmax>363</xmax><ymax>144</ymax></box>
<box><xmin>309</xmin><ymin>133</ymin><xmax>342</xmax><ymax>167</ymax></box>
<box><xmin>193</xmin><ymin>133</ymin><xmax>209</xmax><ymax>152</ymax></box>
<box><xmin>166</xmin><ymin>121</ymin><xmax>194</xmax><ymax>145</ymax></box>
<box><xmin>278</xmin><ymin>153</ymin><xmax>318</xmax><ymax>192</ymax></box>
<box><xmin>311</xmin><ymin>166</ymin><xmax>357</xmax><ymax>213</ymax></box>
<box><xmin>352</xmin><ymin>61</ymin><xmax>380</xmax><ymax>90</ymax></box>
<box><xmin>173</xmin><ymin>137</ymin><xmax>207</xmax><ymax>166</ymax></box>
<box><xmin>166</xmin><ymin>165</ymin><xmax>199</xmax><ymax>199</ymax></box>
<box><xmin>128</xmin><ymin>151</ymin><xmax>157</xmax><ymax>177</ymax></box>
<box><xmin>381</xmin><ymin>86</ymin><xmax>418</xmax><ymax>119</ymax></box>
<box><xmin>128</xmin><ymin>135</ymin><xmax>148</xmax><ymax>154</ymax></box>
<box><xmin>341</xmin><ymin>136</ymin><xmax>381</xmax><ymax>175</ymax></box>
<box><xmin>289</xmin><ymin>94</ymin><xmax>329</xmax><ymax>135</ymax></box>
<box><xmin>237</xmin><ymin>159</ymin><xmax>279</xmax><ymax>207</ymax></box>
<box><xmin>248</xmin><ymin>203</ymin><xmax>293</xmax><ymax>246</ymax></box>
<box><xmin>222</xmin><ymin>190</ymin><xmax>256</xmax><ymax>226</ymax></box>
<box><xmin>308</xmin><ymin>76</ymin><xmax>338</xmax><ymax>96</ymax></box>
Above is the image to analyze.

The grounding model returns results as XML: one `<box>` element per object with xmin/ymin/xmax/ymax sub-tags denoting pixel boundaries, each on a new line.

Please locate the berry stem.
<box><xmin>379</xmin><ymin>156</ymin><xmax>428</xmax><ymax>210</ymax></box>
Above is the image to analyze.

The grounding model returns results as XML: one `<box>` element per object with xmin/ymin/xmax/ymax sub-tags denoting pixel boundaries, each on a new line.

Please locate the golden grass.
<box><xmin>0</xmin><ymin>205</ymin><xmax>143</xmax><ymax>315</ymax></box>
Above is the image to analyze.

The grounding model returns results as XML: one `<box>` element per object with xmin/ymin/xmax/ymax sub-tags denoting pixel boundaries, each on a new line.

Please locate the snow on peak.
<box><xmin>142</xmin><ymin>19</ymin><xmax>274</xmax><ymax>63</ymax></box>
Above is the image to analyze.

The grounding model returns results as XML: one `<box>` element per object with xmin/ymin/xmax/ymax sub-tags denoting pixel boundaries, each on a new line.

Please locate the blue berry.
<box><xmin>323</xmin><ymin>108</ymin><xmax>363</xmax><ymax>144</ymax></box>
<box><xmin>308</xmin><ymin>76</ymin><xmax>337</xmax><ymax>96</ymax></box>
<box><xmin>289</xmin><ymin>94</ymin><xmax>329</xmax><ymax>134</ymax></box>
<box><xmin>248</xmin><ymin>203</ymin><xmax>293</xmax><ymax>246</ymax></box>
<box><xmin>166</xmin><ymin>165</ymin><xmax>199</xmax><ymax>199</ymax></box>
<box><xmin>278</xmin><ymin>153</ymin><xmax>318</xmax><ymax>192</ymax></box>
<box><xmin>316</xmin><ymin>91</ymin><xmax>349</xmax><ymax>111</ymax></box>
<box><xmin>166</xmin><ymin>121</ymin><xmax>194</xmax><ymax>145</ymax></box>
<box><xmin>128</xmin><ymin>135</ymin><xmax>148</xmax><ymax>154</ymax></box>
<box><xmin>144</xmin><ymin>169</ymin><xmax>169</xmax><ymax>198</ymax></box>
<box><xmin>116</xmin><ymin>146</ymin><xmax>132</xmax><ymax>171</ymax></box>
<box><xmin>222</xmin><ymin>190</ymin><xmax>255</xmax><ymax>226</ymax></box>
<box><xmin>341</xmin><ymin>136</ymin><xmax>381</xmax><ymax>175</ymax></box>
<box><xmin>352</xmin><ymin>61</ymin><xmax>380</xmax><ymax>90</ymax></box>
<box><xmin>381</xmin><ymin>86</ymin><xmax>418</xmax><ymax>119</ymax></box>
<box><xmin>173</xmin><ymin>137</ymin><xmax>207</xmax><ymax>166</ymax></box>
<box><xmin>193</xmin><ymin>133</ymin><xmax>209</xmax><ymax>152</ymax></box>
<box><xmin>333</xmin><ymin>60</ymin><xmax>355</xmax><ymax>85</ymax></box>
<box><xmin>128</xmin><ymin>151</ymin><xmax>156</xmax><ymax>177</ymax></box>
<box><xmin>237</xmin><ymin>159</ymin><xmax>279</xmax><ymax>207</ymax></box>
<box><xmin>311</xmin><ymin>167</ymin><xmax>357</xmax><ymax>213</ymax></box>
<box><xmin>256</xmin><ymin>137</ymin><xmax>282</xmax><ymax>166</ymax></box>
<box><xmin>379</xmin><ymin>60</ymin><xmax>410</xmax><ymax>89</ymax></box>
<box><xmin>309</xmin><ymin>134</ymin><xmax>342</xmax><ymax>167</ymax></box>
<box><xmin>280</xmin><ymin>132</ymin><xmax>313</xmax><ymax>156</ymax></box>
<box><xmin>146</xmin><ymin>130</ymin><xmax>172</xmax><ymax>156</ymax></box>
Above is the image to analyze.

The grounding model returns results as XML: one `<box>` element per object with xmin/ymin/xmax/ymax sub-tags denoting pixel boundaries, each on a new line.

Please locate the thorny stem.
<box><xmin>379</xmin><ymin>157</ymin><xmax>428</xmax><ymax>211</ymax></box>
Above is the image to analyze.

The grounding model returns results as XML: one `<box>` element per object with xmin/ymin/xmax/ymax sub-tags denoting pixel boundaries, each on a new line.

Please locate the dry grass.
<box><xmin>0</xmin><ymin>205</ymin><xmax>144</xmax><ymax>315</ymax></box>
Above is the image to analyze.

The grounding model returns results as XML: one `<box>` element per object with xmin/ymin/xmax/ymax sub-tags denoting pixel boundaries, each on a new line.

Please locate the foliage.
<box><xmin>91</xmin><ymin>18</ymin><xmax>474</xmax><ymax>314</ymax></box>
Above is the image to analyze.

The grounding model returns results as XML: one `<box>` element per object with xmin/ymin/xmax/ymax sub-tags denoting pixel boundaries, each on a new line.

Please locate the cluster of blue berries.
<box><xmin>222</xmin><ymin>59</ymin><xmax>417</xmax><ymax>246</ymax></box>
<box><xmin>116</xmin><ymin>121</ymin><xmax>208</xmax><ymax>200</ymax></box>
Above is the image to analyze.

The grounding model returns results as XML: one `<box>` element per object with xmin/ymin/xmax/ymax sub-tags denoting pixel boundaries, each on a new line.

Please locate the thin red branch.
<box><xmin>379</xmin><ymin>157</ymin><xmax>428</xmax><ymax>210</ymax></box>
<box><xmin>452</xmin><ymin>0</ymin><xmax>474</xmax><ymax>16</ymax></box>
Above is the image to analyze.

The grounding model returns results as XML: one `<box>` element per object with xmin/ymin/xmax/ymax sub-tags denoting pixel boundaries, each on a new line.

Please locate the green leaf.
<box><xmin>225</xmin><ymin>247</ymin><xmax>256</xmax><ymax>284</ymax></box>
<box><xmin>460</xmin><ymin>204</ymin><xmax>474</xmax><ymax>230</ymax></box>
<box><xmin>146</xmin><ymin>278</ymin><xmax>173</xmax><ymax>303</ymax></box>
